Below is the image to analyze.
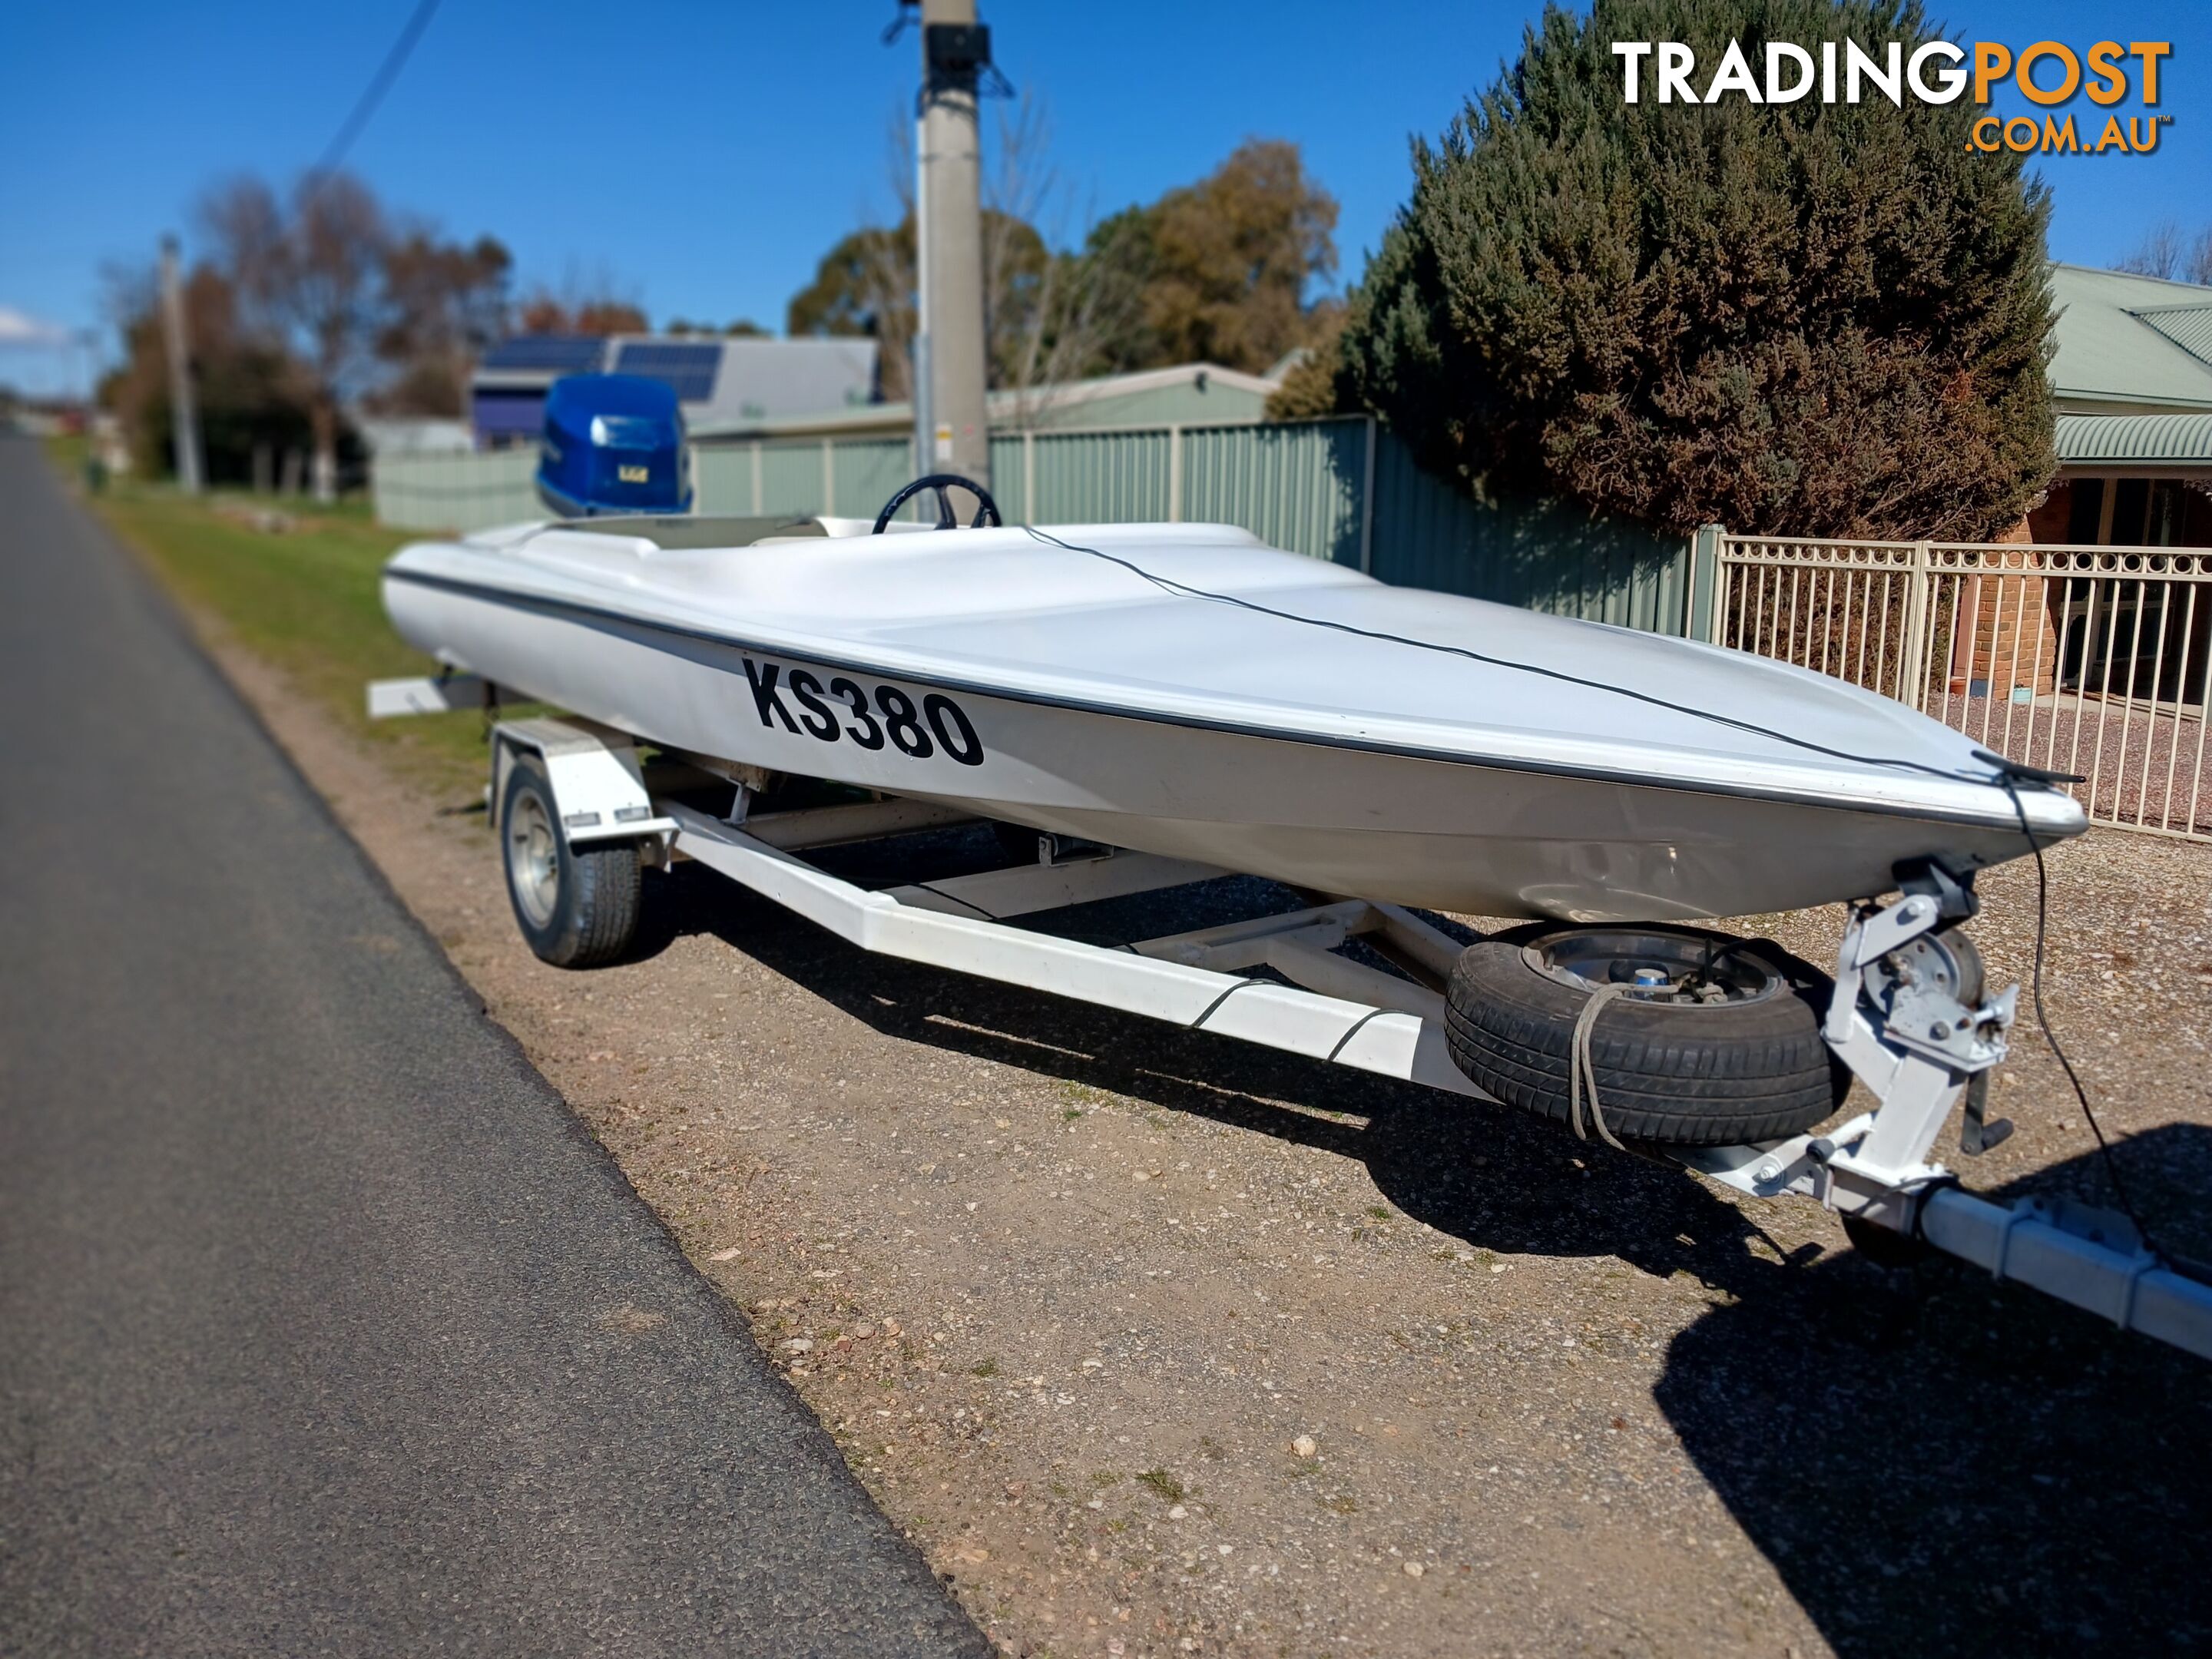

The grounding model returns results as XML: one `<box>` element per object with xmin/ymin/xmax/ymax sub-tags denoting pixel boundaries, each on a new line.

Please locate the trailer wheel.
<box><xmin>1444</xmin><ymin>926</ymin><xmax>1844</xmax><ymax>1147</ymax></box>
<box><xmin>500</xmin><ymin>750</ymin><xmax>641</xmax><ymax>968</ymax></box>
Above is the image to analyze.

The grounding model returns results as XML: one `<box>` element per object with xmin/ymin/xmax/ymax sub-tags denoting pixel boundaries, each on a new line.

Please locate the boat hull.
<box><xmin>386</xmin><ymin>572</ymin><xmax>2059</xmax><ymax>922</ymax></box>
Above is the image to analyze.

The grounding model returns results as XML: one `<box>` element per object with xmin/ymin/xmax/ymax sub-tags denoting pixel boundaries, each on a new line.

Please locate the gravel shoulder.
<box><xmin>196</xmin><ymin>608</ymin><xmax>2212</xmax><ymax>1658</ymax></box>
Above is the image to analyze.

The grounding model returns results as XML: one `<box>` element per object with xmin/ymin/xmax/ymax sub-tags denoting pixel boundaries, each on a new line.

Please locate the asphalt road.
<box><xmin>0</xmin><ymin>439</ymin><xmax>988</xmax><ymax>1657</ymax></box>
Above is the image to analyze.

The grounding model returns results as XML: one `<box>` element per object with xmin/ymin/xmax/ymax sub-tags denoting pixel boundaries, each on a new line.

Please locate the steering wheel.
<box><xmin>872</xmin><ymin>472</ymin><xmax>1003</xmax><ymax>535</ymax></box>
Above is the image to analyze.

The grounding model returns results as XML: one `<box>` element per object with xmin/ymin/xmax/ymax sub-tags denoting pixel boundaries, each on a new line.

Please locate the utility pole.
<box><xmin>75</xmin><ymin>329</ymin><xmax>98</xmax><ymax>428</ymax></box>
<box><xmin>914</xmin><ymin>0</ymin><xmax>992</xmax><ymax>492</ymax></box>
<box><xmin>911</xmin><ymin>151</ymin><xmax>932</xmax><ymax>482</ymax></box>
<box><xmin>157</xmin><ymin>236</ymin><xmax>204</xmax><ymax>494</ymax></box>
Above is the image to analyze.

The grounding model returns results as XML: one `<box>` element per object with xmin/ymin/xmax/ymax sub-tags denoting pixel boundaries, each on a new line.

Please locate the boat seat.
<box><xmin>547</xmin><ymin>513</ymin><xmax>828</xmax><ymax>550</ymax></box>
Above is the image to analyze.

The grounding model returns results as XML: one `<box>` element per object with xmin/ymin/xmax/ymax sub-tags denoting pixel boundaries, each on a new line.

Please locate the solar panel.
<box><xmin>470</xmin><ymin>387</ymin><xmax>547</xmax><ymax>436</ymax></box>
<box><xmin>613</xmin><ymin>342</ymin><xmax>722</xmax><ymax>402</ymax></box>
<box><xmin>480</xmin><ymin>336</ymin><xmax>608</xmax><ymax>373</ymax></box>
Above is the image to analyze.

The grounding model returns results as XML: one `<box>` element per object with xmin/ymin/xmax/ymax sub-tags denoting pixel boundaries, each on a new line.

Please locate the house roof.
<box><xmin>471</xmin><ymin>334</ymin><xmax>876</xmax><ymax>424</ymax></box>
<box><xmin>2048</xmin><ymin>263</ymin><xmax>2212</xmax><ymax>413</ymax></box>
<box><xmin>2055</xmin><ymin>410</ymin><xmax>2212</xmax><ymax>465</ymax></box>
<box><xmin>687</xmin><ymin>360</ymin><xmax>1280</xmax><ymax>442</ymax></box>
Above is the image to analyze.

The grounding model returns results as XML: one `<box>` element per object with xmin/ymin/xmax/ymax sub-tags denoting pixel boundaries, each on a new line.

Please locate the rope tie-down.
<box><xmin>1568</xmin><ymin>982</ymin><xmax>1632</xmax><ymax>1152</ymax></box>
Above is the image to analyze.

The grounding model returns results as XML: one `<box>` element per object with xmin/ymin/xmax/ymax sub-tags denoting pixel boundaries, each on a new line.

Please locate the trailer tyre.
<box><xmin>500</xmin><ymin>750</ymin><xmax>641</xmax><ymax>969</ymax></box>
<box><xmin>1444</xmin><ymin>926</ymin><xmax>1844</xmax><ymax>1147</ymax></box>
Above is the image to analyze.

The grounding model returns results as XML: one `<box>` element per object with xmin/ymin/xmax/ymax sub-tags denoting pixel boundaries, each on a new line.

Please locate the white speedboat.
<box><xmin>368</xmin><ymin>478</ymin><xmax>2212</xmax><ymax>1369</ymax></box>
<box><xmin>381</xmin><ymin>508</ymin><xmax>2085</xmax><ymax>922</ymax></box>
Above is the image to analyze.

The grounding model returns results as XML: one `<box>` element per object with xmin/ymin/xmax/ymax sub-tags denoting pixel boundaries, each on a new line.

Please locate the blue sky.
<box><xmin>1</xmin><ymin>2</ymin><xmax>2202</xmax><ymax>394</ymax></box>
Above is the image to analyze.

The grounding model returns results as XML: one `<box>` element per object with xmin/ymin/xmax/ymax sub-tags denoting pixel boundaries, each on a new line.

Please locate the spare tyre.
<box><xmin>1444</xmin><ymin>926</ymin><xmax>1845</xmax><ymax>1147</ymax></box>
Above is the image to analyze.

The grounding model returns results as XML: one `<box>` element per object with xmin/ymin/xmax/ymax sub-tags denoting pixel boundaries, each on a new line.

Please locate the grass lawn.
<box><xmin>61</xmin><ymin>456</ymin><xmax>496</xmax><ymax>800</ymax></box>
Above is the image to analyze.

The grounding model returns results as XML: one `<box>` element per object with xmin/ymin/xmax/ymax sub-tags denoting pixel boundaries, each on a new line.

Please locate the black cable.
<box><xmin>304</xmin><ymin>0</ymin><xmax>444</xmax><ymax>190</ymax></box>
<box><xmin>1019</xmin><ymin>525</ymin><xmax>2000</xmax><ymax>790</ymax></box>
<box><xmin>1994</xmin><ymin>773</ymin><xmax>2174</xmax><ymax>1268</ymax></box>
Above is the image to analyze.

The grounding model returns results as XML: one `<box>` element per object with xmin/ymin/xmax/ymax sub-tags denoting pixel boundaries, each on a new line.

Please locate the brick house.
<box><xmin>1952</xmin><ymin>263</ymin><xmax>2212</xmax><ymax>700</ymax></box>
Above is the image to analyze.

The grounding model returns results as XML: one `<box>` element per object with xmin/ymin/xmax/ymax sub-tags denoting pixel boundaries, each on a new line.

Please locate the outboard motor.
<box><xmin>535</xmin><ymin>373</ymin><xmax>693</xmax><ymax>518</ymax></box>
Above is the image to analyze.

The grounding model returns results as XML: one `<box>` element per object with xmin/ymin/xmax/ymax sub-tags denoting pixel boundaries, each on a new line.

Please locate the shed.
<box><xmin>687</xmin><ymin>362</ymin><xmax>1278</xmax><ymax>445</ymax></box>
<box><xmin>470</xmin><ymin>335</ymin><xmax>877</xmax><ymax>449</ymax></box>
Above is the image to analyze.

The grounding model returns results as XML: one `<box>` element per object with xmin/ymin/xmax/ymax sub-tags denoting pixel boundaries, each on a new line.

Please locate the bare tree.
<box><xmin>2119</xmin><ymin>221</ymin><xmax>2212</xmax><ymax>285</ymax></box>
<box><xmin>861</xmin><ymin>112</ymin><xmax>922</xmax><ymax>402</ymax></box>
<box><xmin>515</xmin><ymin>259</ymin><xmax>649</xmax><ymax>335</ymax></box>
<box><xmin>786</xmin><ymin>217</ymin><xmax>919</xmax><ymax>400</ymax></box>
<box><xmin>981</xmin><ymin>94</ymin><xmax>1053</xmax><ymax>394</ymax></box>
<box><xmin>197</xmin><ymin>177</ymin><xmax>289</xmax><ymax>301</ymax></box>
<box><xmin>289</xmin><ymin>176</ymin><xmax>392</xmax><ymax>498</ymax></box>
<box><xmin>374</xmin><ymin>227</ymin><xmax>511</xmax><ymax>416</ymax></box>
<box><xmin>979</xmin><ymin>96</ymin><xmax>1154</xmax><ymax>429</ymax></box>
<box><xmin>200</xmin><ymin>172</ymin><xmax>390</xmax><ymax>499</ymax></box>
<box><xmin>986</xmin><ymin>98</ymin><xmax>1097</xmax><ymax>426</ymax></box>
<box><xmin>2121</xmin><ymin>221</ymin><xmax>2188</xmax><ymax>280</ymax></box>
<box><xmin>98</xmin><ymin>259</ymin><xmax>161</xmax><ymax>343</ymax></box>
<box><xmin>788</xmin><ymin>97</ymin><xmax>1157</xmax><ymax>419</ymax></box>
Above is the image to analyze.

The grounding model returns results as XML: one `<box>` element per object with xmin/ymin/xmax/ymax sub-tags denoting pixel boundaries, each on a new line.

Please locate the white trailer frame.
<box><xmin>373</xmin><ymin>685</ymin><xmax>2212</xmax><ymax>1362</ymax></box>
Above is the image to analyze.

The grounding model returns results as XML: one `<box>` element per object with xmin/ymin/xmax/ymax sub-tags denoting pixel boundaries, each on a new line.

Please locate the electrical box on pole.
<box><xmin>915</xmin><ymin>0</ymin><xmax>992</xmax><ymax>492</ymax></box>
<box><xmin>158</xmin><ymin>236</ymin><xmax>205</xmax><ymax>495</ymax></box>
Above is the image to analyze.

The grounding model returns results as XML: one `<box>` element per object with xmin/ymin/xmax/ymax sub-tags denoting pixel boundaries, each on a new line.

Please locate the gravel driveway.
<box><xmin>210</xmin><ymin>629</ymin><xmax>2212</xmax><ymax>1659</ymax></box>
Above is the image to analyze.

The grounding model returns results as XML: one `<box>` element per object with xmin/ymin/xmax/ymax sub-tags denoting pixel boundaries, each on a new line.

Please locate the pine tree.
<box><xmin>1336</xmin><ymin>0</ymin><xmax>2056</xmax><ymax>539</ymax></box>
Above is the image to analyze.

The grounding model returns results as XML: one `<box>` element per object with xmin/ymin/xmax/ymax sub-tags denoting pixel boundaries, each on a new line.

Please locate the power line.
<box><xmin>305</xmin><ymin>0</ymin><xmax>444</xmax><ymax>187</ymax></box>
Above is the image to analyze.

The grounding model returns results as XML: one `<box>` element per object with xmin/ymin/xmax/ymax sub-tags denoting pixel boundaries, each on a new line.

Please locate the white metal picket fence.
<box><xmin>1700</xmin><ymin>535</ymin><xmax>2212</xmax><ymax>842</ymax></box>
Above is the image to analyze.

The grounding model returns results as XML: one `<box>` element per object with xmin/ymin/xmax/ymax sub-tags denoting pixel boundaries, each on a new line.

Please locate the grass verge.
<box><xmin>60</xmin><ymin>456</ymin><xmax>495</xmax><ymax>800</ymax></box>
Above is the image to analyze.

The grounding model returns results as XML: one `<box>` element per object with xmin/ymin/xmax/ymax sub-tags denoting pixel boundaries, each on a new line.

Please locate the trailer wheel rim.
<box><xmin>507</xmin><ymin>790</ymin><xmax>561</xmax><ymax>929</ymax></box>
<box><xmin>1521</xmin><ymin>927</ymin><xmax>1786</xmax><ymax>1007</ymax></box>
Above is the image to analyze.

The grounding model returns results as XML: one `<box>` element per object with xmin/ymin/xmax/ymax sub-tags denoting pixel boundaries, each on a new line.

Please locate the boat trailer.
<box><xmin>369</xmin><ymin>681</ymin><xmax>2212</xmax><ymax>1363</ymax></box>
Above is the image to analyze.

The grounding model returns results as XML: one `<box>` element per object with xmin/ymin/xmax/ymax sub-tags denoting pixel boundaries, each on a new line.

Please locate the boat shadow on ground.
<box><xmin>641</xmin><ymin>862</ymin><xmax>2212</xmax><ymax>1658</ymax></box>
<box><xmin>1651</xmin><ymin>1120</ymin><xmax>2212</xmax><ymax>1657</ymax></box>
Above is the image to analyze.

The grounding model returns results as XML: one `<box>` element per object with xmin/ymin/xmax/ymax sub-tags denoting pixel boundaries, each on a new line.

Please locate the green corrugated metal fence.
<box><xmin>690</xmin><ymin>437</ymin><xmax>917</xmax><ymax>519</ymax></box>
<box><xmin>1185</xmin><ymin>419</ymin><xmax>1368</xmax><ymax>567</ymax></box>
<box><xmin>371</xmin><ymin>448</ymin><xmax>538</xmax><ymax>531</ymax></box>
<box><xmin>757</xmin><ymin>442</ymin><xmax>826</xmax><ymax>516</ymax></box>
<box><xmin>372</xmin><ymin>417</ymin><xmax>1690</xmax><ymax>634</ymax></box>
<box><xmin>1366</xmin><ymin>432</ymin><xmax>1690</xmax><ymax>631</ymax></box>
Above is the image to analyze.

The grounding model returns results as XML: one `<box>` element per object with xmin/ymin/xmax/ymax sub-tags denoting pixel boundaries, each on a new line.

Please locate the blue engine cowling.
<box><xmin>536</xmin><ymin>373</ymin><xmax>693</xmax><ymax>518</ymax></box>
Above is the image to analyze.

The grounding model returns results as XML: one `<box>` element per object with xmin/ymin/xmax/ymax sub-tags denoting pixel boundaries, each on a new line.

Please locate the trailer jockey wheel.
<box><xmin>1839</xmin><ymin>1211</ymin><xmax>1934</xmax><ymax>1269</ymax></box>
<box><xmin>872</xmin><ymin>473</ymin><xmax>1002</xmax><ymax>533</ymax></box>
<box><xmin>500</xmin><ymin>750</ymin><xmax>641</xmax><ymax>969</ymax></box>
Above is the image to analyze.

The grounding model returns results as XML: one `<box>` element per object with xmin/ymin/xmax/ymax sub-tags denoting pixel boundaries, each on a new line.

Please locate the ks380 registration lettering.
<box><xmin>742</xmin><ymin>657</ymin><xmax>983</xmax><ymax>767</ymax></box>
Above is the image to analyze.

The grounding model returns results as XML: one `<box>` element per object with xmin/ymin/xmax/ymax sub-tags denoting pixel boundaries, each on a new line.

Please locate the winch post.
<box><xmin>1820</xmin><ymin>887</ymin><xmax>2015</xmax><ymax>1196</ymax></box>
<box><xmin>1680</xmin><ymin>889</ymin><xmax>2016</xmax><ymax>1224</ymax></box>
<box><xmin>1656</xmin><ymin>893</ymin><xmax>2212</xmax><ymax>1359</ymax></box>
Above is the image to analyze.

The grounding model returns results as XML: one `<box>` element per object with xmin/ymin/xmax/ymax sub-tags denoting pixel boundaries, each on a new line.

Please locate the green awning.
<box><xmin>2055</xmin><ymin>412</ymin><xmax>2212</xmax><ymax>466</ymax></box>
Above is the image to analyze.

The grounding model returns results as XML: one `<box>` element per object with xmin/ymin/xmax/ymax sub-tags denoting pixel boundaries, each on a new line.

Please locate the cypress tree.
<box><xmin>1337</xmin><ymin>0</ymin><xmax>2057</xmax><ymax>540</ymax></box>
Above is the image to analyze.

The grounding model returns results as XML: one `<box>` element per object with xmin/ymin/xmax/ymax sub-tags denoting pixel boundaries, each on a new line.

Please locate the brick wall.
<box><xmin>1947</xmin><ymin>518</ymin><xmax>2061</xmax><ymax>698</ymax></box>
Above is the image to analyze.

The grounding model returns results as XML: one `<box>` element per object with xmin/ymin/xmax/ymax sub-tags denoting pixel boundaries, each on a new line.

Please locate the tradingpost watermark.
<box><xmin>1609</xmin><ymin>38</ymin><xmax>2173</xmax><ymax>154</ymax></box>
